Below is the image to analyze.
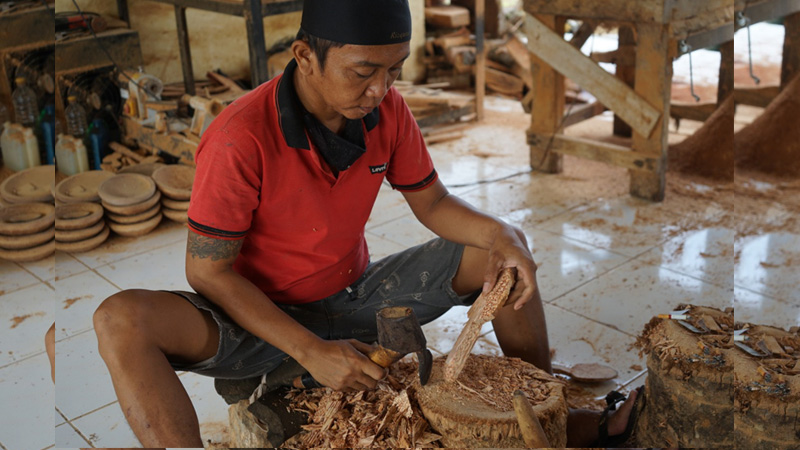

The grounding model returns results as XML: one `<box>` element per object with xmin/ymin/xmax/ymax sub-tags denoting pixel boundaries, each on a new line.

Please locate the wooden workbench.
<box><xmin>522</xmin><ymin>0</ymin><xmax>798</xmax><ymax>201</ymax></box>
<box><xmin>117</xmin><ymin>0</ymin><xmax>302</xmax><ymax>95</ymax></box>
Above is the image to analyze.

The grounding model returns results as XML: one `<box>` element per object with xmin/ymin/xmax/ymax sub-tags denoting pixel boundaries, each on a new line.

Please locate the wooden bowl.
<box><xmin>0</xmin><ymin>225</ymin><xmax>55</xmax><ymax>250</ymax></box>
<box><xmin>152</xmin><ymin>165</ymin><xmax>194</xmax><ymax>200</ymax></box>
<box><xmin>102</xmin><ymin>191</ymin><xmax>161</xmax><ymax>216</ymax></box>
<box><xmin>161</xmin><ymin>197</ymin><xmax>190</xmax><ymax>211</ymax></box>
<box><xmin>55</xmin><ymin>219</ymin><xmax>105</xmax><ymax>243</ymax></box>
<box><xmin>162</xmin><ymin>206</ymin><xmax>188</xmax><ymax>223</ymax></box>
<box><xmin>0</xmin><ymin>238</ymin><xmax>55</xmax><ymax>262</ymax></box>
<box><xmin>0</xmin><ymin>203</ymin><xmax>56</xmax><ymax>236</ymax></box>
<box><xmin>54</xmin><ymin>170</ymin><xmax>115</xmax><ymax>204</ymax></box>
<box><xmin>106</xmin><ymin>203</ymin><xmax>161</xmax><ymax>224</ymax></box>
<box><xmin>98</xmin><ymin>173</ymin><xmax>157</xmax><ymax>206</ymax></box>
<box><xmin>56</xmin><ymin>225</ymin><xmax>110</xmax><ymax>253</ymax></box>
<box><xmin>118</xmin><ymin>162</ymin><xmax>166</xmax><ymax>177</ymax></box>
<box><xmin>55</xmin><ymin>202</ymin><xmax>104</xmax><ymax>231</ymax></box>
<box><xmin>0</xmin><ymin>165</ymin><xmax>56</xmax><ymax>204</ymax></box>
<box><xmin>108</xmin><ymin>212</ymin><xmax>162</xmax><ymax>237</ymax></box>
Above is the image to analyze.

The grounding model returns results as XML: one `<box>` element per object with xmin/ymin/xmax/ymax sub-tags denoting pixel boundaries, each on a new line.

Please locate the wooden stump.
<box><xmin>734</xmin><ymin>324</ymin><xmax>800</xmax><ymax>450</ymax></box>
<box><xmin>417</xmin><ymin>355</ymin><xmax>567</xmax><ymax>448</ymax></box>
<box><xmin>227</xmin><ymin>399</ymin><xmax>284</xmax><ymax>448</ymax></box>
<box><xmin>634</xmin><ymin>305</ymin><xmax>734</xmax><ymax>448</ymax></box>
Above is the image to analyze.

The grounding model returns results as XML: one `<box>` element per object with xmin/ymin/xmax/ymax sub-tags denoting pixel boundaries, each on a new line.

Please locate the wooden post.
<box><xmin>244</xmin><ymin>0</ymin><xmax>269</xmax><ymax>88</ymax></box>
<box><xmin>782</xmin><ymin>11</ymin><xmax>800</xmax><ymax>89</ymax></box>
<box><xmin>613</xmin><ymin>26</ymin><xmax>635</xmax><ymax>137</ymax></box>
<box><xmin>718</xmin><ymin>40</ymin><xmax>734</xmax><ymax>103</ymax></box>
<box><xmin>475</xmin><ymin>0</ymin><xmax>486</xmax><ymax>121</ymax></box>
<box><xmin>174</xmin><ymin>5</ymin><xmax>195</xmax><ymax>96</ymax></box>
<box><xmin>630</xmin><ymin>23</ymin><xmax>671</xmax><ymax>201</ymax></box>
<box><xmin>528</xmin><ymin>14</ymin><xmax>565</xmax><ymax>173</ymax></box>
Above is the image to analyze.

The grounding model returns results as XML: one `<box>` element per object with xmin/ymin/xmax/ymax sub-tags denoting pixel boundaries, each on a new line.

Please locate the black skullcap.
<box><xmin>301</xmin><ymin>0</ymin><xmax>412</xmax><ymax>46</ymax></box>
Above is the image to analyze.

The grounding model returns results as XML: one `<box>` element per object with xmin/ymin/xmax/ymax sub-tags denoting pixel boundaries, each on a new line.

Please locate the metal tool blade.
<box><xmin>418</xmin><ymin>348</ymin><xmax>433</xmax><ymax>385</ymax></box>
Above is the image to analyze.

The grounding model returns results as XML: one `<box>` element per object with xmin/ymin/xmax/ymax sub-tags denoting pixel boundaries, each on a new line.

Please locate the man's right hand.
<box><xmin>301</xmin><ymin>339</ymin><xmax>387</xmax><ymax>391</ymax></box>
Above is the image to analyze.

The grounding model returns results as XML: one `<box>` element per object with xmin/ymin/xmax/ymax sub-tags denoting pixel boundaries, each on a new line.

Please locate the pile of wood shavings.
<box><xmin>281</xmin><ymin>362</ymin><xmax>446</xmax><ymax>448</ymax></box>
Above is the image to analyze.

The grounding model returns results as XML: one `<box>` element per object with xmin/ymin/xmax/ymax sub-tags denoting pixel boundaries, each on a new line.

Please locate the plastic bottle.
<box><xmin>55</xmin><ymin>134</ymin><xmax>89</xmax><ymax>176</ymax></box>
<box><xmin>88</xmin><ymin>118</ymin><xmax>109</xmax><ymax>170</ymax></box>
<box><xmin>0</xmin><ymin>102</ymin><xmax>9</xmax><ymax>130</ymax></box>
<box><xmin>12</xmin><ymin>77</ymin><xmax>38</xmax><ymax>127</ymax></box>
<box><xmin>40</xmin><ymin>104</ymin><xmax>56</xmax><ymax>165</ymax></box>
<box><xmin>1</xmin><ymin>123</ymin><xmax>40</xmax><ymax>171</ymax></box>
<box><xmin>65</xmin><ymin>95</ymin><xmax>88</xmax><ymax>137</ymax></box>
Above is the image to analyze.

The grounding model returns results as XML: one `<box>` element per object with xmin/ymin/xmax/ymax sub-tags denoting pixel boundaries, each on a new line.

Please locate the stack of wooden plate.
<box><xmin>55</xmin><ymin>202</ymin><xmax>109</xmax><ymax>253</ymax></box>
<box><xmin>98</xmin><ymin>173</ymin><xmax>163</xmax><ymax>237</ymax></box>
<box><xmin>0</xmin><ymin>202</ymin><xmax>56</xmax><ymax>262</ymax></box>
<box><xmin>152</xmin><ymin>165</ymin><xmax>194</xmax><ymax>223</ymax></box>
<box><xmin>1</xmin><ymin>165</ymin><xmax>55</xmax><ymax>205</ymax></box>
<box><xmin>54</xmin><ymin>170</ymin><xmax>115</xmax><ymax>205</ymax></box>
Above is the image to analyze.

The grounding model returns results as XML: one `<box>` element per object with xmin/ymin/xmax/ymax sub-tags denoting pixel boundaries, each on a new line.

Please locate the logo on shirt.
<box><xmin>390</xmin><ymin>31</ymin><xmax>410</xmax><ymax>40</ymax></box>
<box><xmin>369</xmin><ymin>162</ymin><xmax>389</xmax><ymax>174</ymax></box>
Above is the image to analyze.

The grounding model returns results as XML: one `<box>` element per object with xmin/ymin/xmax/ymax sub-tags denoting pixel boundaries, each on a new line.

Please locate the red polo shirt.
<box><xmin>187</xmin><ymin>60</ymin><xmax>437</xmax><ymax>304</ymax></box>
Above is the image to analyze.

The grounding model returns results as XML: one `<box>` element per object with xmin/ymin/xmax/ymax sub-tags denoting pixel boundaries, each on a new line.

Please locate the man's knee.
<box><xmin>94</xmin><ymin>290</ymin><xmax>157</xmax><ymax>354</ymax></box>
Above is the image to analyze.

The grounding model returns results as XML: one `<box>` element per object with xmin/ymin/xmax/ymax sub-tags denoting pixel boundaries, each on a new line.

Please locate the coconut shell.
<box><xmin>107</xmin><ymin>212</ymin><xmax>162</xmax><ymax>237</ymax></box>
<box><xmin>54</xmin><ymin>170</ymin><xmax>114</xmax><ymax>204</ymax></box>
<box><xmin>102</xmin><ymin>191</ymin><xmax>161</xmax><ymax>216</ymax></box>
<box><xmin>0</xmin><ymin>225</ymin><xmax>55</xmax><ymax>249</ymax></box>
<box><xmin>106</xmin><ymin>203</ymin><xmax>161</xmax><ymax>224</ymax></box>
<box><xmin>0</xmin><ymin>165</ymin><xmax>55</xmax><ymax>204</ymax></box>
<box><xmin>55</xmin><ymin>219</ymin><xmax>106</xmax><ymax>243</ymax></box>
<box><xmin>98</xmin><ymin>173</ymin><xmax>157</xmax><ymax>206</ymax></box>
<box><xmin>152</xmin><ymin>164</ymin><xmax>194</xmax><ymax>200</ymax></box>
<box><xmin>0</xmin><ymin>238</ymin><xmax>54</xmax><ymax>262</ymax></box>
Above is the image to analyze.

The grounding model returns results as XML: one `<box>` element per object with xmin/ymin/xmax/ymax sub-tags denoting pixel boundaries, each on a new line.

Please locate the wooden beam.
<box><xmin>527</xmin><ymin>133</ymin><xmax>660</xmax><ymax>173</ymax></box>
<box><xmin>569</xmin><ymin>21</ymin><xmax>596</xmax><ymax>49</ymax></box>
<box><xmin>670</xmin><ymin>102</ymin><xmax>718</xmax><ymax>122</ymax></box>
<box><xmin>734</xmin><ymin>85</ymin><xmax>780</xmax><ymax>107</ymax></box>
<box><xmin>613</xmin><ymin>26</ymin><xmax>636</xmax><ymax>137</ymax></box>
<box><xmin>522</xmin><ymin>0</ymin><xmax>666</xmax><ymax>23</ymax></box>
<box><xmin>524</xmin><ymin>14</ymin><xmax>662</xmax><ymax>138</ymax></box>
<box><xmin>563</xmin><ymin>101</ymin><xmax>605</xmax><ymax>127</ymax></box>
<box><xmin>630</xmin><ymin>23</ymin><xmax>671</xmax><ymax>201</ymax></box>
<box><xmin>782</xmin><ymin>11</ymin><xmax>800</xmax><ymax>89</ymax></box>
<box><xmin>425</xmin><ymin>6</ymin><xmax>471</xmax><ymax>28</ymax></box>
<box><xmin>475</xmin><ymin>0</ymin><xmax>486</xmax><ymax>121</ymax></box>
<box><xmin>527</xmin><ymin>14</ymin><xmax>564</xmax><ymax>173</ymax></box>
<box><xmin>741</xmin><ymin>0</ymin><xmax>800</xmax><ymax>27</ymax></box>
<box><xmin>718</xmin><ymin>40</ymin><xmax>734</xmax><ymax>103</ymax></box>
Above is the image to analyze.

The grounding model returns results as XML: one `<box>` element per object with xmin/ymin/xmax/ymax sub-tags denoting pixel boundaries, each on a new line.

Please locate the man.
<box><xmin>93</xmin><ymin>0</ymin><xmax>637</xmax><ymax>447</ymax></box>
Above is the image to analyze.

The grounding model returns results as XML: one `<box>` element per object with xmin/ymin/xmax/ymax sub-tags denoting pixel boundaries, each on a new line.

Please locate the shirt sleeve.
<box><xmin>384</xmin><ymin>88</ymin><xmax>438</xmax><ymax>192</ymax></box>
<box><xmin>187</xmin><ymin>130</ymin><xmax>262</xmax><ymax>240</ymax></box>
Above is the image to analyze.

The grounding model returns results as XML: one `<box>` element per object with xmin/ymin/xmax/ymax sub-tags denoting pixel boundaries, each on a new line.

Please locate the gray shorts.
<box><xmin>168</xmin><ymin>238</ymin><xmax>478</xmax><ymax>379</ymax></box>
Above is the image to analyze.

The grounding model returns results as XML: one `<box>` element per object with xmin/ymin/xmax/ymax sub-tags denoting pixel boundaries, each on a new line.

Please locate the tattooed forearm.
<box><xmin>188</xmin><ymin>232</ymin><xmax>243</xmax><ymax>261</ymax></box>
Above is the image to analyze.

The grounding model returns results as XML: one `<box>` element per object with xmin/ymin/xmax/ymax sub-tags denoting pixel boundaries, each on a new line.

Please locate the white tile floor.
<box><xmin>0</xmin><ymin>96</ymin><xmax>796</xmax><ymax>449</ymax></box>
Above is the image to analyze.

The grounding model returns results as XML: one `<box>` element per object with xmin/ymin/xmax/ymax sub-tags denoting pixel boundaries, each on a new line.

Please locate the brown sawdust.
<box><xmin>734</xmin><ymin>74</ymin><xmax>800</xmax><ymax>178</ymax></box>
<box><xmin>669</xmin><ymin>96</ymin><xmax>734</xmax><ymax>181</ymax></box>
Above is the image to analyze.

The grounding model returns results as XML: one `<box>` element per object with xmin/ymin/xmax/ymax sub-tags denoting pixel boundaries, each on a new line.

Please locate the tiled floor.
<box><xmin>0</xmin><ymin>92</ymin><xmax>795</xmax><ymax>449</ymax></box>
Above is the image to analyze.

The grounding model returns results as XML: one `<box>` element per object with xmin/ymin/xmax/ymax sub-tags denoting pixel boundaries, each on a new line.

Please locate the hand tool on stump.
<box><xmin>293</xmin><ymin>306</ymin><xmax>433</xmax><ymax>388</ymax></box>
<box><xmin>552</xmin><ymin>362</ymin><xmax>618</xmax><ymax>382</ymax></box>
<box><xmin>513</xmin><ymin>389</ymin><xmax>552</xmax><ymax>447</ymax></box>
<box><xmin>444</xmin><ymin>267</ymin><xmax>516</xmax><ymax>382</ymax></box>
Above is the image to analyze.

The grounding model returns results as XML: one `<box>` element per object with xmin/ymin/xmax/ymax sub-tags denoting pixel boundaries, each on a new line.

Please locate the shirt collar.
<box><xmin>275</xmin><ymin>59</ymin><xmax>380</xmax><ymax>150</ymax></box>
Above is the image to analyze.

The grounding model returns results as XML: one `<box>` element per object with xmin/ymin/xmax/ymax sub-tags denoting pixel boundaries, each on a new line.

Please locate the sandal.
<box><xmin>596</xmin><ymin>385</ymin><xmax>645</xmax><ymax>447</ymax></box>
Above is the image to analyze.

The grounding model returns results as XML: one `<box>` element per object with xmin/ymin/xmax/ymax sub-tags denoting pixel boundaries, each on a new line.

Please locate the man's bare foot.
<box><xmin>566</xmin><ymin>387</ymin><xmax>641</xmax><ymax>447</ymax></box>
<box><xmin>606</xmin><ymin>387</ymin><xmax>638</xmax><ymax>436</ymax></box>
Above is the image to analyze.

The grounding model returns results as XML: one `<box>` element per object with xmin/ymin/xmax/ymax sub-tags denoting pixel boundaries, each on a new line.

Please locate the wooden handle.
<box><xmin>513</xmin><ymin>390</ymin><xmax>551</xmax><ymax>448</ymax></box>
<box><xmin>367</xmin><ymin>346</ymin><xmax>403</xmax><ymax>368</ymax></box>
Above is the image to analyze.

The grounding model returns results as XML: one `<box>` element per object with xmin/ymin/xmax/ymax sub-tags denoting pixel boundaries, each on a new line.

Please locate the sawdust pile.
<box><xmin>734</xmin><ymin>73</ymin><xmax>800</xmax><ymax>178</ymax></box>
<box><xmin>668</xmin><ymin>95</ymin><xmax>734</xmax><ymax>181</ymax></box>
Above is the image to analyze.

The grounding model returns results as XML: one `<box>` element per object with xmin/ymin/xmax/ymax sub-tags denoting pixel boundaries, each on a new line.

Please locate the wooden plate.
<box><xmin>0</xmin><ymin>225</ymin><xmax>55</xmax><ymax>249</ymax></box>
<box><xmin>55</xmin><ymin>219</ymin><xmax>105</xmax><ymax>243</ymax></box>
<box><xmin>118</xmin><ymin>162</ymin><xmax>166</xmax><ymax>177</ymax></box>
<box><xmin>0</xmin><ymin>238</ymin><xmax>55</xmax><ymax>262</ymax></box>
<box><xmin>98</xmin><ymin>173</ymin><xmax>157</xmax><ymax>206</ymax></box>
<box><xmin>152</xmin><ymin>165</ymin><xmax>194</xmax><ymax>200</ymax></box>
<box><xmin>0</xmin><ymin>165</ymin><xmax>56</xmax><ymax>204</ymax></box>
<box><xmin>161</xmin><ymin>196</ymin><xmax>190</xmax><ymax>211</ymax></box>
<box><xmin>108</xmin><ymin>212</ymin><xmax>162</xmax><ymax>237</ymax></box>
<box><xmin>162</xmin><ymin>206</ymin><xmax>188</xmax><ymax>223</ymax></box>
<box><xmin>56</xmin><ymin>225</ymin><xmax>110</xmax><ymax>253</ymax></box>
<box><xmin>0</xmin><ymin>203</ymin><xmax>56</xmax><ymax>236</ymax></box>
<box><xmin>55</xmin><ymin>202</ymin><xmax>104</xmax><ymax>231</ymax></box>
<box><xmin>106</xmin><ymin>203</ymin><xmax>160</xmax><ymax>224</ymax></box>
<box><xmin>54</xmin><ymin>170</ymin><xmax>115</xmax><ymax>204</ymax></box>
<box><xmin>102</xmin><ymin>191</ymin><xmax>161</xmax><ymax>216</ymax></box>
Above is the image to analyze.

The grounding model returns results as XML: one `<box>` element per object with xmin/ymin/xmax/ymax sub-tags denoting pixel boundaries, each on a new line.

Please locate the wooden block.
<box><xmin>433</xmin><ymin>28</ymin><xmax>472</xmax><ymax>52</ymax></box>
<box><xmin>446</xmin><ymin>45</ymin><xmax>476</xmax><ymax>73</ymax></box>
<box><xmin>485</xmin><ymin>67</ymin><xmax>524</xmax><ymax>97</ymax></box>
<box><xmin>527</xmin><ymin>132</ymin><xmax>660</xmax><ymax>172</ymax></box>
<box><xmin>425</xmin><ymin>6</ymin><xmax>471</xmax><ymax>28</ymax></box>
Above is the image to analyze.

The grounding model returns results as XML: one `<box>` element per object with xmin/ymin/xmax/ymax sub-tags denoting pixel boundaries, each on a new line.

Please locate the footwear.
<box><xmin>596</xmin><ymin>385</ymin><xmax>645</xmax><ymax>447</ymax></box>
